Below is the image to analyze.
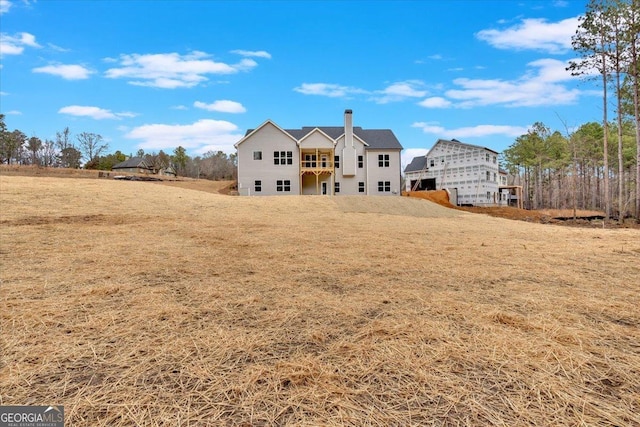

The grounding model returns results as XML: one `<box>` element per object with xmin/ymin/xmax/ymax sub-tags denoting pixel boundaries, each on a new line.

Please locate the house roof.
<box><xmin>404</xmin><ymin>138</ymin><xmax>499</xmax><ymax>173</ymax></box>
<box><xmin>243</xmin><ymin>126</ymin><xmax>402</xmax><ymax>150</ymax></box>
<box><xmin>404</xmin><ymin>155</ymin><xmax>428</xmax><ymax>173</ymax></box>
<box><xmin>112</xmin><ymin>157</ymin><xmax>151</xmax><ymax>169</ymax></box>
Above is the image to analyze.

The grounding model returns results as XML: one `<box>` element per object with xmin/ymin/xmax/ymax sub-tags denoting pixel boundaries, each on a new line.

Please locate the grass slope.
<box><xmin>1</xmin><ymin>176</ymin><xmax>639</xmax><ymax>426</ymax></box>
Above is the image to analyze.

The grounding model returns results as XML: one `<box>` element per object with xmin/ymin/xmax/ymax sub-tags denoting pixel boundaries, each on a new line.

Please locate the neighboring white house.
<box><xmin>234</xmin><ymin>110</ymin><xmax>403</xmax><ymax>196</ymax></box>
<box><xmin>404</xmin><ymin>138</ymin><xmax>503</xmax><ymax>206</ymax></box>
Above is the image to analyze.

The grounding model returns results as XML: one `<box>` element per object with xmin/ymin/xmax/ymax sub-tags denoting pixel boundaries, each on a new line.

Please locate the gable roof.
<box><xmin>431</xmin><ymin>138</ymin><xmax>499</xmax><ymax>154</ymax></box>
<box><xmin>235</xmin><ymin>119</ymin><xmax>298</xmax><ymax>148</ymax></box>
<box><xmin>404</xmin><ymin>155</ymin><xmax>428</xmax><ymax>173</ymax></box>
<box><xmin>112</xmin><ymin>157</ymin><xmax>151</xmax><ymax>169</ymax></box>
<box><xmin>405</xmin><ymin>138</ymin><xmax>500</xmax><ymax>173</ymax></box>
<box><xmin>242</xmin><ymin>125</ymin><xmax>402</xmax><ymax>150</ymax></box>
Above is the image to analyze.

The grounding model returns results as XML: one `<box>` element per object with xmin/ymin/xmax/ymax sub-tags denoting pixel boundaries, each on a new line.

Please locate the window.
<box><xmin>276</xmin><ymin>180</ymin><xmax>291</xmax><ymax>192</ymax></box>
<box><xmin>274</xmin><ymin>151</ymin><xmax>293</xmax><ymax>165</ymax></box>
<box><xmin>334</xmin><ymin>155</ymin><xmax>340</xmax><ymax>169</ymax></box>
<box><xmin>486</xmin><ymin>191</ymin><xmax>491</xmax><ymax>200</ymax></box>
<box><xmin>485</xmin><ymin>153</ymin><xmax>490</xmax><ymax>162</ymax></box>
<box><xmin>486</xmin><ymin>171</ymin><xmax>491</xmax><ymax>181</ymax></box>
<box><xmin>378</xmin><ymin>181</ymin><xmax>391</xmax><ymax>192</ymax></box>
<box><xmin>253</xmin><ymin>151</ymin><xmax>262</xmax><ymax>160</ymax></box>
<box><xmin>358</xmin><ymin>182</ymin><xmax>365</xmax><ymax>193</ymax></box>
<box><xmin>493</xmin><ymin>173</ymin><xmax>497</xmax><ymax>182</ymax></box>
<box><xmin>493</xmin><ymin>156</ymin><xmax>497</xmax><ymax>164</ymax></box>
<box><xmin>304</xmin><ymin>154</ymin><xmax>316</xmax><ymax>168</ymax></box>
<box><xmin>430</xmin><ymin>159</ymin><xmax>435</xmax><ymax>167</ymax></box>
<box><xmin>358</xmin><ymin>155</ymin><xmax>364</xmax><ymax>168</ymax></box>
<box><xmin>334</xmin><ymin>182</ymin><xmax>340</xmax><ymax>193</ymax></box>
<box><xmin>254</xmin><ymin>180</ymin><xmax>262</xmax><ymax>192</ymax></box>
<box><xmin>378</xmin><ymin>154</ymin><xmax>390</xmax><ymax>167</ymax></box>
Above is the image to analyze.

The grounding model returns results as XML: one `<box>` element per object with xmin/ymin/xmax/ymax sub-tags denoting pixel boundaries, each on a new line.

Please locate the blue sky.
<box><xmin>1</xmin><ymin>0</ymin><xmax>598</xmax><ymax>167</ymax></box>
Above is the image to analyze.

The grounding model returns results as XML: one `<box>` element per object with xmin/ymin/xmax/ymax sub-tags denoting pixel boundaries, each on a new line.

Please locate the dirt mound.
<box><xmin>403</xmin><ymin>190</ymin><xmax>455</xmax><ymax>208</ymax></box>
<box><xmin>333</xmin><ymin>195</ymin><xmax>463</xmax><ymax>218</ymax></box>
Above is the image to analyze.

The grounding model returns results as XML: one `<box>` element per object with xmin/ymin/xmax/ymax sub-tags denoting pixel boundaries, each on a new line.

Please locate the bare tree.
<box><xmin>77</xmin><ymin>132</ymin><xmax>108</xmax><ymax>165</ymax></box>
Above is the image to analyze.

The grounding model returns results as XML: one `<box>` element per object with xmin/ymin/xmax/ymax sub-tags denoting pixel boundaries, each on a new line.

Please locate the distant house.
<box><xmin>111</xmin><ymin>157</ymin><xmax>154</xmax><ymax>174</ymax></box>
<box><xmin>234</xmin><ymin>110</ymin><xmax>403</xmax><ymax>196</ymax></box>
<box><xmin>158</xmin><ymin>166</ymin><xmax>176</xmax><ymax>177</ymax></box>
<box><xmin>405</xmin><ymin>138</ymin><xmax>504</xmax><ymax>206</ymax></box>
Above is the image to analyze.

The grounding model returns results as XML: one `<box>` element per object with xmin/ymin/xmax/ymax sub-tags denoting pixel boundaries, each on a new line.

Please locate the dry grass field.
<box><xmin>1</xmin><ymin>175</ymin><xmax>639</xmax><ymax>426</ymax></box>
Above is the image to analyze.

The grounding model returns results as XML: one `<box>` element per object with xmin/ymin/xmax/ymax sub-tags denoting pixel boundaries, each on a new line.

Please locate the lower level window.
<box><xmin>277</xmin><ymin>179</ymin><xmax>291</xmax><ymax>192</ymax></box>
<box><xmin>335</xmin><ymin>182</ymin><xmax>340</xmax><ymax>193</ymax></box>
<box><xmin>378</xmin><ymin>181</ymin><xmax>391</xmax><ymax>192</ymax></box>
<box><xmin>255</xmin><ymin>180</ymin><xmax>262</xmax><ymax>192</ymax></box>
<box><xmin>358</xmin><ymin>182</ymin><xmax>365</xmax><ymax>193</ymax></box>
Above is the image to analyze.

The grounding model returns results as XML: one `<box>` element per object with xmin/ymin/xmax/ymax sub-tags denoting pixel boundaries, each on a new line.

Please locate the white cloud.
<box><xmin>58</xmin><ymin>105</ymin><xmax>136</xmax><ymax>120</ymax></box>
<box><xmin>0</xmin><ymin>0</ymin><xmax>12</xmax><ymax>14</ymax></box>
<box><xmin>418</xmin><ymin>97</ymin><xmax>452</xmax><ymax>108</ymax></box>
<box><xmin>230</xmin><ymin>49</ymin><xmax>272</xmax><ymax>59</ymax></box>
<box><xmin>194</xmin><ymin>100</ymin><xmax>246</xmax><ymax>113</ymax></box>
<box><xmin>294</xmin><ymin>83</ymin><xmax>368</xmax><ymax>98</ymax></box>
<box><xmin>33</xmin><ymin>64</ymin><xmax>93</xmax><ymax>80</ymax></box>
<box><xmin>412</xmin><ymin>122</ymin><xmax>529</xmax><ymax>138</ymax></box>
<box><xmin>0</xmin><ymin>91</ymin><xmax>8</xmax><ymax>96</ymax></box>
<box><xmin>171</xmin><ymin>105</ymin><xmax>188</xmax><ymax>110</ymax></box>
<box><xmin>476</xmin><ymin>17</ymin><xmax>579</xmax><ymax>54</ymax></box>
<box><xmin>371</xmin><ymin>80</ymin><xmax>428</xmax><ymax>104</ymax></box>
<box><xmin>125</xmin><ymin>119</ymin><xmax>243</xmax><ymax>154</ymax></box>
<box><xmin>104</xmin><ymin>51</ymin><xmax>259</xmax><ymax>88</ymax></box>
<box><xmin>6</xmin><ymin>110</ymin><xmax>21</xmax><ymax>115</ymax></box>
<box><xmin>47</xmin><ymin>43</ymin><xmax>70</xmax><ymax>53</ymax></box>
<box><xmin>0</xmin><ymin>32</ymin><xmax>40</xmax><ymax>56</ymax></box>
<box><xmin>445</xmin><ymin>58</ymin><xmax>579</xmax><ymax>107</ymax></box>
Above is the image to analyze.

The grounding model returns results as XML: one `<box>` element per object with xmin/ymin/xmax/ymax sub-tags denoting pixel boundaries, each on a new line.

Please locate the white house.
<box><xmin>234</xmin><ymin>110</ymin><xmax>403</xmax><ymax>196</ymax></box>
<box><xmin>404</xmin><ymin>138</ymin><xmax>503</xmax><ymax>206</ymax></box>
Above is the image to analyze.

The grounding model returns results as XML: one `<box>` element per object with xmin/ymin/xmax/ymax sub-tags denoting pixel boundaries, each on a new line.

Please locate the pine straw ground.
<box><xmin>1</xmin><ymin>176</ymin><xmax>639</xmax><ymax>426</ymax></box>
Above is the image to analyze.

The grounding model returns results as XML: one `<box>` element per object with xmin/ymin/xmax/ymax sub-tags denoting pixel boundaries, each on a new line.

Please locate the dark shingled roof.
<box><xmin>245</xmin><ymin>125</ymin><xmax>402</xmax><ymax>150</ymax></box>
<box><xmin>404</xmin><ymin>155</ymin><xmax>428</xmax><ymax>173</ymax></box>
<box><xmin>112</xmin><ymin>157</ymin><xmax>150</xmax><ymax>169</ymax></box>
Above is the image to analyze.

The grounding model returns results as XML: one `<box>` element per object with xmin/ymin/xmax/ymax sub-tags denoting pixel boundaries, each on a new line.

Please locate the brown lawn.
<box><xmin>1</xmin><ymin>175</ymin><xmax>639</xmax><ymax>426</ymax></box>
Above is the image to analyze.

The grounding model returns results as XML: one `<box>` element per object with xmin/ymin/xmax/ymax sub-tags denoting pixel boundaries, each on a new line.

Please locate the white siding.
<box><xmin>366</xmin><ymin>150</ymin><xmax>401</xmax><ymax>195</ymax></box>
<box><xmin>237</xmin><ymin>122</ymin><xmax>299</xmax><ymax>196</ymax></box>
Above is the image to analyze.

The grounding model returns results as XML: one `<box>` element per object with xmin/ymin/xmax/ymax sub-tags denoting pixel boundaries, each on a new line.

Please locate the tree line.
<box><xmin>504</xmin><ymin>0</ymin><xmax>639</xmax><ymax>222</ymax></box>
<box><xmin>0</xmin><ymin>114</ymin><xmax>236</xmax><ymax>180</ymax></box>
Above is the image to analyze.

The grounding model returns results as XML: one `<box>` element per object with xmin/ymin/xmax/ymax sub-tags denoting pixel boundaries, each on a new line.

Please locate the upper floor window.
<box><xmin>493</xmin><ymin>156</ymin><xmax>497</xmax><ymax>164</ymax></box>
<box><xmin>253</xmin><ymin>151</ymin><xmax>262</xmax><ymax>160</ymax></box>
<box><xmin>334</xmin><ymin>155</ymin><xmax>340</xmax><ymax>168</ymax></box>
<box><xmin>486</xmin><ymin>171</ymin><xmax>491</xmax><ymax>181</ymax></box>
<box><xmin>378</xmin><ymin>154</ymin><xmax>390</xmax><ymax>167</ymax></box>
<box><xmin>274</xmin><ymin>151</ymin><xmax>293</xmax><ymax>165</ymax></box>
<box><xmin>304</xmin><ymin>154</ymin><xmax>316</xmax><ymax>168</ymax></box>
<box><xmin>430</xmin><ymin>159</ymin><xmax>435</xmax><ymax>167</ymax></box>
<box><xmin>358</xmin><ymin>155</ymin><xmax>364</xmax><ymax>168</ymax></box>
<box><xmin>485</xmin><ymin>153</ymin><xmax>490</xmax><ymax>162</ymax></box>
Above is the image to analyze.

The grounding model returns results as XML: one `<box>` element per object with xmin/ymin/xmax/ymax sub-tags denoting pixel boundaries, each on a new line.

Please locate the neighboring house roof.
<box><xmin>404</xmin><ymin>138</ymin><xmax>499</xmax><ymax>173</ymax></box>
<box><xmin>112</xmin><ymin>157</ymin><xmax>152</xmax><ymax>170</ymax></box>
<box><xmin>404</xmin><ymin>156</ymin><xmax>428</xmax><ymax>173</ymax></box>
<box><xmin>242</xmin><ymin>125</ymin><xmax>402</xmax><ymax>150</ymax></box>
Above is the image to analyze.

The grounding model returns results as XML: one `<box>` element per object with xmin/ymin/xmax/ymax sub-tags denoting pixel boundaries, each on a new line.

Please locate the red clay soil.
<box><xmin>403</xmin><ymin>190</ymin><xmax>639</xmax><ymax>229</ymax></box>
<box><xmin>403</xmin><ymin>190</ymin><xmax>455</xmax><ymax>208</ymax></box>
